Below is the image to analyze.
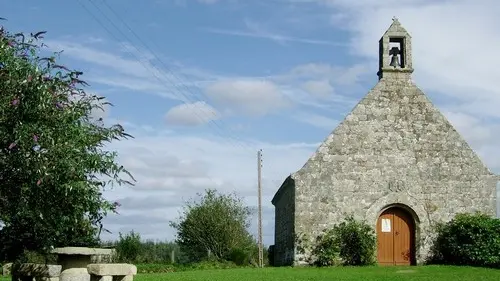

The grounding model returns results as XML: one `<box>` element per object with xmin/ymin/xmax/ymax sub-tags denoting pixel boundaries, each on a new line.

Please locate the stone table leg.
<box><xmin>58</xmin><ymin>255</ymin><xmax>92</xmax><ymax>281</ymax></box>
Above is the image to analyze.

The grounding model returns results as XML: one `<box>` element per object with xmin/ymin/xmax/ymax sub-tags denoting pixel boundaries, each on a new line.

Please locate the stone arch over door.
<box><xmin>376</xmin><ymin>205</ymin><xmax>416</xmax><ymax>266</ymax></box>
<box><xmin>365</xmin><ymin>193</ymin><xmax>429</xmax><ymax>264</ymax></box>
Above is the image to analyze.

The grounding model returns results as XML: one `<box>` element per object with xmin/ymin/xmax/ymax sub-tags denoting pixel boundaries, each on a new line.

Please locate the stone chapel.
<box><xmin>271</xmin><ymin>18</ymin><xmax>498</xmax><ymax>266</ymax></box>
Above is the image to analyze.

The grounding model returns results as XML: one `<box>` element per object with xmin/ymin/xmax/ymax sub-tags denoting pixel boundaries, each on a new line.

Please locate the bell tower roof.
<box><xmin>382</xmin><ymin>17</ymin><xmax>411</xmax><ymax>38</ymax></box>
<box><xmin>377</xmin><ymin>17</ymin><xmax>414</xmax><ymax>80</ymax></box>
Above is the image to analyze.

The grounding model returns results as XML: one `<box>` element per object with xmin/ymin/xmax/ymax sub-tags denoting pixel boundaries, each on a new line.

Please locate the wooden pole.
<box><xmin>257</xmin><ymin>149</ymin><xmax>263</xmax><ymax>268</ymax></box>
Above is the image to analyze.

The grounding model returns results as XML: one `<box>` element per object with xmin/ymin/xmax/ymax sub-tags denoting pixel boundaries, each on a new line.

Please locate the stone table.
<box><xmin>52</xmin><ymin>247</ymin><xmax>114</xmax><ymax>281</ymax></box>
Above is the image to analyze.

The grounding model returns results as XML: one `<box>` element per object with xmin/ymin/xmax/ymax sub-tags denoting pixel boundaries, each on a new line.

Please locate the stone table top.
<box><xmin>51</xmin><ymin>247</ymin><xmax>114</xmax><ymax>256</ymax></box>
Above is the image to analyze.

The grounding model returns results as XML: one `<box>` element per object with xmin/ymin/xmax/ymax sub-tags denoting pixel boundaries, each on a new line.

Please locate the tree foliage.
<box><xmin>170</xmin><ymin>189</ymin><xmax>256</xmax><ymax>263</ymax></box>
<box><xmin>429</xmin><ymin>212</ymin><xmax>500</xmax><ymax>268</ymax></box>
<box><xmin>0</xmin><ymin>22</ymin><xmax>134</xmax><ymax>262</ymax></box>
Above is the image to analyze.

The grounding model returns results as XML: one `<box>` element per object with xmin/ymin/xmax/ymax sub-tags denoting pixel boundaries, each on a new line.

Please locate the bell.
<box><xmin>389</xmin><ymin>46</ymin><xmax>401</xmax><ymax>68</ymax></box>
<box><xmin>389</xmin><ymin>55</ymin><xmax>400</xmax><ymax>67</ymax></box>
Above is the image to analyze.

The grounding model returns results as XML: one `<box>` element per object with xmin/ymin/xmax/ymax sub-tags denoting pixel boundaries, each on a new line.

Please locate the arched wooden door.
<box><xmin>376</xmin><ymin>207</ymin><xmax>415</xmax><ymax>266</ymax></box>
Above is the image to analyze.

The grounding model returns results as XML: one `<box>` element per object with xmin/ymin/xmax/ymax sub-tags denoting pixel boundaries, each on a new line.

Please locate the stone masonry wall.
<box><xmin>290</xmin><ymin>72</ymin><xmax>498</xmax><ymax>265</ymax></box>
<box><xmin>272</xmin><ymin>177</ymin><xmax>296</xmax><ymax>266</ymax></box>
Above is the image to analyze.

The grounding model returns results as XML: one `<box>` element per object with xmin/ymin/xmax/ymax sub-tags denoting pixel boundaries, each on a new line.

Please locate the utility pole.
<box><xmin>257</xmin><ymin>149</ymin><xmax>263</xmax><ymax>268</ymax></box>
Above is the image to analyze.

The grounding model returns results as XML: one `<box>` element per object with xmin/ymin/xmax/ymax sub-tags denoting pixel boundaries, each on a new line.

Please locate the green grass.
<box><xmin>2</xmin><ymin>265</ymin><xmax>499</xmax><ymax>281</ymax></box>
<box><xmin>134</xmin><ymin>265</ymin><xmax>500</xmax><ymax>281</ymax></box>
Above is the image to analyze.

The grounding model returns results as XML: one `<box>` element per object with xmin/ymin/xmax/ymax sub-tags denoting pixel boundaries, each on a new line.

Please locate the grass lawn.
<box><xmin>2</xmin><ymin>265</ymin><xmax>499</xmax><ymax>281</ymax></box>
<box><xmin>135</xmin><ymin>265</ymin><xmax>500</xmax><ymax>281</ymax></box>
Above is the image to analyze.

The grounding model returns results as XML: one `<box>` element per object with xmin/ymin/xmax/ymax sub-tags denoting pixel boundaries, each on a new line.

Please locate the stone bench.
<box><xmin>12</xmin><ymin>263</ymin><xmax>62</xmax><ymax>281</ymax></box>
<box><xmin>87</xmin><ymin>264</ymin><xmax>137</xmax><ymax>281</ymax></box>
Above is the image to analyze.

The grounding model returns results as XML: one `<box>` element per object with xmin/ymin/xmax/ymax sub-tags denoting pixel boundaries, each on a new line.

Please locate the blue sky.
<box><xmin>2</xmin><ymin>0</ymin><xmax>500</xmax><ymax>245</ymax></box>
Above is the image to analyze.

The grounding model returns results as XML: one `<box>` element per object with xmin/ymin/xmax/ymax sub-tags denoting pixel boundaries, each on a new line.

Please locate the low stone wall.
<box><xmin>12</xmin><ymin>263</ymin><xmax>62</xmax><ymax>281</ymax></box>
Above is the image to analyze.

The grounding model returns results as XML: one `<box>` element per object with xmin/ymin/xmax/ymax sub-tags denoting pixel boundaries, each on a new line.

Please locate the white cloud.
<box><xmin>205</xmin><ymin>79</ymin><xmax>293</xmax><ymax>116</ymax></box>
<box><xmin>46</xmin><ymin>38</ymin><xmax>369</xmax><ymax>121</ymax></box>
<box><xmin>46</xmin><ymin>39</ymin><xmax>219</xmax><ymax>103</ymax></box>
<box><xmin>101</xmin><ymin>129</ymin><xmax>317</xmax><ymax>243</ymax></box>
<box><xmin>202</xmin><ymin>18</ymin><xmax>346</xmax><ymax>46</ymax></box>
<box><xmin>201</xmin><ymin>62</ymin><xmax>368</xmax><ymax>116</ymax></box>
<box><xmin>46</xmin><ymin>40</ymin><xmax>153</xmax><ymax>80</ymax></box>
<box><xmin>313</xmin><ymin>0</ymin><xmax>500</xmax><ymax>118</ymax></box>
<box><xmin>283</xmin><ymin>63</ymin><xmax>368</xmax><ymax>86</ymax></box>
<box><xmin>301</xmin><ymin>80</ymin><xmax>334</xmax><ymax>98</ymax></box>
<box><xmin>165</xmin><ymin>101</ymin><xmax>219</xmax><ymax>126</ymax></box>
<box><xmin>442</xmin><ymin>111</ymin><xmax>493</xmax><ymax>147</ymax></box>
<box><xmin>204</xmin><ymin>63</ymin><xmax>368</xmax><ymax>116</ymax></box>
<box><xmin>294</xmin><ymin>112</ymin><xmax>339</xmax><ymax>129</ymax></box>
<box><xmin>268</xmin><ymin>63</ymin><xmax>368</xmax><ymax>110</ymax></box>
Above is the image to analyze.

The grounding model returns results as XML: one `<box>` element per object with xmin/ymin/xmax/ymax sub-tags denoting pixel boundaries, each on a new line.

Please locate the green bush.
<box><xmin>429</xmin><ymin>212</ymin><xmax>500</xmax><ymax>268</ymax></box>
<box><xmin>311</xmin><ymin>216</ymin><xmax>376</xmax><ymax>266</ymax></box>
<box><xmin>311</xmin><ymin>228</ymin><xmax>341</xmax><ymax>266</ymax></box>
<box><xmin>229</xmin><ymin>248</ymin><xmax>249</xmax><ymax>266</ymax></box>
<box><xmin>115</xmin><ymin>231</ymin><xmax>142</xmax><ymax>263</ymax></box>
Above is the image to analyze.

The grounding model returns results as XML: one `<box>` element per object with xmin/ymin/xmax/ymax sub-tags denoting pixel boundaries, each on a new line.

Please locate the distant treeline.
<box><xmin>100</xmin><ymin>231</ymin><xmax>189</xmax><ymax>264</ymax></box>
<box><xmin>101</xmin><ymin>230</ymin><xmax>271</xmax><ymax>266</ymax></box>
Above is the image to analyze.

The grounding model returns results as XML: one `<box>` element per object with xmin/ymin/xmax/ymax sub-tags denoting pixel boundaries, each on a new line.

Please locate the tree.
<box><xmin>170</xmin><ymin>189</ymin><xmax>256</xmax><ymax>263</ymax></box>
<box><xmin>0</xmin><ymin>23</ymin><xmax>134</xmax><ymax>262</ymax></box>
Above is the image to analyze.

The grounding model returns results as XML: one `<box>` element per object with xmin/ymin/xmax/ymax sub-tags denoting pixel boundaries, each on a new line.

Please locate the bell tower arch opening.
<box><xmin>389</xmin><ymin>38</ymin><xmax>405</xmax><ymax>68</ymax></box>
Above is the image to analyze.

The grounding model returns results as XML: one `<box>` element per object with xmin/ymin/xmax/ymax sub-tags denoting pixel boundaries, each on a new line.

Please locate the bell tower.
<box><xmin>377</xmin><ymin>17</ymin><xmax>414</xmax><ymax>80</ymax></box>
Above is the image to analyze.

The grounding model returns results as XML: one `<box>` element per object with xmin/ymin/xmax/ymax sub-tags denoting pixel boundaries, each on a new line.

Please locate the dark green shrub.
<box><xmin>229</xmin><ymin>248</ymin><xmax>248</xmax><ymax>266</ymax></box>
<box><xmin>335</xmin><ymin>216</ymin><xmax>377</xmax><ymax>266</ymax></box>
<box><xmin>311</xmin><ymin>228</ymin><xmax>341</xmax><ymax>266</ymax></box>
<box><xmin>312</xmin><ymin>216</ymin><xmax>376</xmax><ymax>266</ymax></box>
<box><xmin>429</xmin><ymin>212</ymin><xmax>500</xmax><ymax>268</ymax></box>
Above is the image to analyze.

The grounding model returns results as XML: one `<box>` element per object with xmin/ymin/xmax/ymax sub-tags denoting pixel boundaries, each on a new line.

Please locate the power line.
<box><xmin>83</xmin><ymin>0</ymin><xmax>256</xmax><ymax>152</ymax></box>
<box><xmin>77</xmin><ymin>0</ymin><xmax>270</xmax><ymax>248</ymax></box>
